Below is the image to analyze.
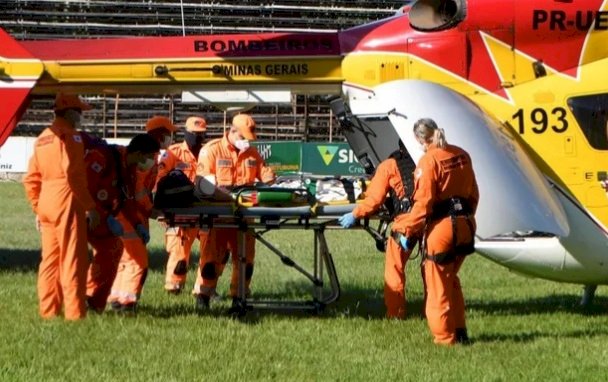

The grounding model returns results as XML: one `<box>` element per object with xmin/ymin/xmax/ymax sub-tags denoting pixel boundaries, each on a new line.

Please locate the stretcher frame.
<box><xmin>160</xmin><ymin>203</ymin><xmax>367</xmax><ymax>316</ymax></box>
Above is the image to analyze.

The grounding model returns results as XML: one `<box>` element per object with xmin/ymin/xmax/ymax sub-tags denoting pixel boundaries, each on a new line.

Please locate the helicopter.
<box><xmin>1</xmin><ymin>0</ymin><xmax>607</xmax><ymax>304</ymax></box>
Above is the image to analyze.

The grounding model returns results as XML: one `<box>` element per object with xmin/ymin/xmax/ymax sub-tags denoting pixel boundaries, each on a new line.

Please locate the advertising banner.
<box><xmin>301</xmin><ymin>143</ymin><xmax>364</xmax><ymax>176</ymax></box>
<box><xmin>2</xmin><ymin>138</ymin><xmax>364</xmax><ymax>177</ymax></box>
<box><xmin>0</xmin><ymin>137</ymin><xmax>35</xmax><ymax>173</ymax></box>
<box><xmin>252</xmin><ymin>141</ymin><xmax>301</xmax><ymax>174</ymax></box>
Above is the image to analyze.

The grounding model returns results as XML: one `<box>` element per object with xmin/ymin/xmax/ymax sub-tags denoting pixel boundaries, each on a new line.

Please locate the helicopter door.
<box><xmin>328</xmin><ymin>98</ymin><xmax>404</xmax><ymax>174</ymax></box>
<box><xmin>567</xmin><ymin>93</ymin><xmax>608</xmax><ymax>214</ymax></box>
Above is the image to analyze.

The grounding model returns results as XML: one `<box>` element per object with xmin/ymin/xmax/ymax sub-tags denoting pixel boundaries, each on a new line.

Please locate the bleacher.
<box><xmin>1</xmin><ymin>0</ymin><xmax>404</xmax><ymax>141</ymax></box>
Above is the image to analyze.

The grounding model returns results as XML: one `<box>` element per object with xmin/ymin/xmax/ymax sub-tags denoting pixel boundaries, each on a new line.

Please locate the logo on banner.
<box><xmin>317</xmin><ymin>146</ymin><xmax>338</xmax><ymax>166</ymax></box>
<box><xmin>257</xmin><ymin>144</ymin><xmax>272</xmax><ymax>160</ymax></box>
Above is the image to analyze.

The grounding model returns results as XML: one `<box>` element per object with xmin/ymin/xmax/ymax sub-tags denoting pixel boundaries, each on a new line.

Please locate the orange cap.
<box><xmin>232</xmin><ymin>114</ymin><xmax>256</xmax><ymax>140</ymax></box>
<box><xmin>145</xmin><ymin>116</ymin><xmax>177</xmax><ymax>133</ymax></box>
<box><xmin>54</xmin><ymin>93</ymin><xmax>92</xmax><ymax>112</ymax></box>
<box><xmin>185</xmin><ymin>116</ymin><xmax>207</xmax><ymax>132</ymax></box>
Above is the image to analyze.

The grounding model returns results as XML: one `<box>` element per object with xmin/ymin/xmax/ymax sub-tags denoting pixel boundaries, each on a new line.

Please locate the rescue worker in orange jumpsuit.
<box><xmin>157</xmin><ymin>116</ymin><xmax>209</xmax><ymax>294</ymax></box>
<box><xmin>23</xmin><ymin>93</ymin><xmax>100</xmax><ymax>320</ymax></box>
<box><xmin>338</xmin><ymin>141</ymin><xmax>416</xmax><ymax>319</ymax></box>
<box><xmin>109</xmin><ymin>117</ymin><xmax>172</xmax><ymax>313</ymax></box>
<box><xmin>194</xmin><ymin>114</ymin><xmax>275</xmax><ymax>310</ymax></box>
<box><xmin>84</xmin><ymin>134</ymin><xmax>160</xmax><ymax>313</ymax></box>
<box><xmin>395</xmin><ymin>118</ymin><xmax>479</xmax><ymax>345</ymax></box>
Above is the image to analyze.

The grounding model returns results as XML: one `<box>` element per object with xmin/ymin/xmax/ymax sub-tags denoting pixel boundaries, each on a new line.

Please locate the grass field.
<box><xmin>1</xmin><ymin>181</ymin><xmax>608</xmax><ymax>381</ymax></box>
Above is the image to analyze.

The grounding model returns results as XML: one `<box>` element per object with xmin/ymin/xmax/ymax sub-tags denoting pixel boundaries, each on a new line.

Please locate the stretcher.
<box><xmin>159</xmin><ymin>187</ymin><xmax>388</xmax><ymax>316</ymax></box>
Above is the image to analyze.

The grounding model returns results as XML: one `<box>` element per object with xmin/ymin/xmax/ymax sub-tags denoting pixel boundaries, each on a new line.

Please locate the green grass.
<box><xmin>1</xmin><ymin>181</ymin><xmax>608</xmax><ymax>381</ymax></box>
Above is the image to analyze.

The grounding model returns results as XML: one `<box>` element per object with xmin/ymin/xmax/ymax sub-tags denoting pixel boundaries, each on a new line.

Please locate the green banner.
<box><xmin>253</xmin><ymin>141</ymin><xmax>364</xmax><ymax>176</ymax></box>
<box><xmin>253</xmin><ymin>141</ymin><xmax>301</xmax><ymax>174</ymax></box>
<box><xmin>301</xmin><ymin>143</ymin><xmax>364</xmax><ymax>176</ymax></box>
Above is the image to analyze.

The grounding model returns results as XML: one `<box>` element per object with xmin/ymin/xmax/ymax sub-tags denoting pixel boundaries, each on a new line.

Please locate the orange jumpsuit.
<box><xmin>108</xmin><ymin>151</ymin><xmax>155</xmax><ymax>307</ymax></box>
<box><xmin>395</xmin><ymin>144</ymin><xmax>479</xmax><ymax>345</ymax></box>
<box><xmin>83</xmin><ymin>142</ymin><xmax>132</xmax><ymax>312</ymax></box>
<box><xmin>194</xmin><ymin>135</ymin><xmax>275</xmax><ymax>298</ymax></box>
<box><xmin>23</xmin><ymin>117</ymin><xmax>96</xmax><ymax>320</ymax></box>
<box><xmin>157</xmin><ymin>142</ymin><xmax>207</xmax><ymax>292</ymax></box>
<box><xmin>352</xmin><ymin>157</ymin><xmax>410</xmax><ymax>319</ymax></box>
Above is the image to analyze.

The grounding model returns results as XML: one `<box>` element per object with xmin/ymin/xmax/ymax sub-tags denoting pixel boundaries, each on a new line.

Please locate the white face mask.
<box><xmin>234</xmin><ymin>139</ymin><xmax>250</xmax><ymax>151</ymax></box>
<box><xmin>64</xmin><ymin>109</ymin><xmax>82</xmax><ymax>129</ymax></box>
<box><xmin>137</xmin><ymin>157</ymin><xmax>155</xmax><ymax>171</ymax></box>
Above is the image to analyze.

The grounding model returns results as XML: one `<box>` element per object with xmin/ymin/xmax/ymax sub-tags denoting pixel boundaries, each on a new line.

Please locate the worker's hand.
<box><xmin>338</xmin><ymin>212</ymin><xmax>356</xmax><ymax>228</ymax></box>
<box><xmin>106</xmin><ymin>215</ymin><xmax>124</xmax><ymax>237</ymax></box>
<box><xmin>136</xmin><ymin>224</ymin><xmax>150</xmax><ymax>244</ymax></box>
<box><xmin>86</xmin><ymin>209</ymin><xmax>100</xmax><ymax>230</ymax></box>
<box><xmin>35</xmin><ymin>216</ymin><xmax>41</xmax><ymax>232</ymax></box>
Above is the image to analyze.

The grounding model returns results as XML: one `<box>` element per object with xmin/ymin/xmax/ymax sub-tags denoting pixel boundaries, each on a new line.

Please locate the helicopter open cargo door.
<box><xmin>329</xmin><ymin>98</ymin><xmax>406</xmax><ymax>175</ymax></box>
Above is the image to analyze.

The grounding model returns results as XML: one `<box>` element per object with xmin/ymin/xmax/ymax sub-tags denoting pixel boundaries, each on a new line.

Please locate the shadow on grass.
<box><xmin>473</xmin><ymin>327</ymin><xmax>608</xmax><ymax>344</ymax></box>
<box><xmin>138</xmin><ymin>281</ymin><xmax>427</xmax><ymax>322</ymax></box>
<box><xmin>182</xmin><ymin>284</ymin><xmax>608</xmax><ymax>320</ymax></box>
<box><xmin>137</xmin><ymin>301</ymin><xmax>229</xmax><ymax>319</ymax></box>
<box><xmin>148</xmin><ymin>248</ymin><xmax>204</xmax><ymax>273</ymax></box>
<box><xmin>137</xmin><ymin>285</ymin><xmax>608</xmax><ymax>323</ymax></box>
<box><xmin>0</xmin><ymin>248</ymin><xmax>40</xmax><ymax>272</ymax></box>
<box><xmin>467</xmin><ymin>294</ymin><xmax>608</xmax><ymax>317</ymax></box>
<box><xmin>4</xmin><ymin>248</ymin><xmax>608</xmax><ymax>323</ymax></box>
<box><xmin>148</xmin><ymin>248</ymin><xmax>171</xmax><ymax>272</ymax></box>
<box><xmin>0</xmin><ymin>247</ymin><xmax>174</xmax><ymax>273</ymax></box>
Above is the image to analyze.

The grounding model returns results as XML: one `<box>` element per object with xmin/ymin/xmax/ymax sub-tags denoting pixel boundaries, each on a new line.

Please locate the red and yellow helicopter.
<box><xmin>2</xmin><ymin>0</ymin><xmax>608</xmax><ymax>303</ymax></box>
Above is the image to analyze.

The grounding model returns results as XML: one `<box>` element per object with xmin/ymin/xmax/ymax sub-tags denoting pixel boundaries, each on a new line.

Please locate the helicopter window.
<box><xmin>409</xmin><ymin>0</ymin><xmax>466</xmax><ymax>32</ymax></box>
<box><xmin>567</xmin><ymin>94</ymin><xmax>608</xmax><ymax>151</ymax></box>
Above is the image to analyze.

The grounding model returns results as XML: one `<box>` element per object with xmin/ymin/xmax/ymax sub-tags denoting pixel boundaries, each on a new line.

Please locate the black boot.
<box><xmin>227</xmin><ymin>297</ymin><xmax>241</xmax><ymax>315</ymax></box>
<box><xmin>120</xmin><ymin>302</ymin><xmax>137</xmax><ymax>316</ymax></box>
<box><xmin>195</xmin><ymin>294</ymin><xmax>210</xmax><ymax>310</ymax></box>
<box><xmin>228</xmin><ymin>297</ymin><xmax>250</xmax><ymax>317</ymax></box>
<box><xmin>109</xmin><ymin>301</ymin><xmax>123</xmax><ymax>312</ymax></box>
<box><xmin>455</xmin><ymin>328</ymin><xmax>471</xmax><ymax>345</ymax></box>
<box><xmin>85</xmin><ymin>296</ymin><xmax>102</xmax><ymax>314</ymax></box>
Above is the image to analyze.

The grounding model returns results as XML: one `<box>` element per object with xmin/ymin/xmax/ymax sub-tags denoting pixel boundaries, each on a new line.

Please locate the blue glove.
<box><xmin>399</xmin><ymin>235</ymin><xmax>410</xmax><ymax>251</ymax></box>
<box><xmin>136</xmin><ymin>224</ymin><xmax>150</xmax><ymax>244</ymax></box>
<box><xmin>338</xmin><ymin>212</ymin><xmax>356</xmax><ymax>228</ymax></box>
<box><xmin>106</xmin><ymin>215</ymin><xmax>124</xmax><ymax>237</ymax></box>
<box><xmin>399</xmin><ymin>235</ymin><xmax>416</xmax><ymax>251</ymax></box>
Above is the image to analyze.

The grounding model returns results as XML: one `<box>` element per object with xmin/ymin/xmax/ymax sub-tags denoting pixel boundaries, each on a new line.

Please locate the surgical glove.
<box><xmin>136</xmin><ymin>224</ymin><xmax>150</xmax><ymax>244</ymax></box>
<box><xmin>106</xmin><ymin>215</ymin><xmax>124</xmax><ymax>237</ymax></box>
<box><xmin>339</xmin><ymin>212</ymin><xmax>356</xmax><ymax>228</ymax></box>
<box><xmin>399</xmin><ymin>235</ymin><xmax>410</xmax><ymax>251</ymax></box>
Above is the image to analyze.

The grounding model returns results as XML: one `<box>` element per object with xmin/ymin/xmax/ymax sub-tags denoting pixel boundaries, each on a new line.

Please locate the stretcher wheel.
<box><xmin>311</xmin><ymin>300</ymin><xmax>325</xmax><ymax>316</ymax></box>
<box><xmin>228</xmin><ymin>298</ymin><xmax>249</xmax><ymax>318</ymax></box>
